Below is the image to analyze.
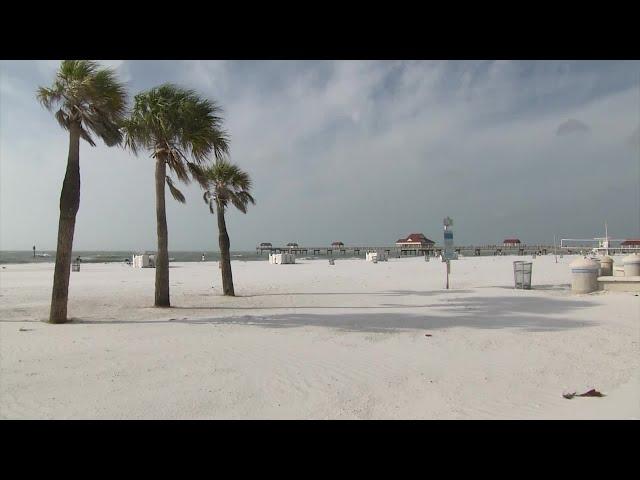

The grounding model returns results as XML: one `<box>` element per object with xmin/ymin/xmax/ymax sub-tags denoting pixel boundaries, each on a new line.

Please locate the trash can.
<box><xmin>599</xmin><ymin>255</ymin><xmax>614</xmax><ymax>277</ymax></box>
<box><xmin>592</xmin><ymin>257</ymin><xmax>601</xmax><ymax>276</ymax></box>
<box><xmin>570</xmin><ymin>257</ymin><xmax>599</xmax><ymax>293</ymax></box>
<box><xmin>623</xmin><ymin>254</ymin><xmax>640</xmax><ymax>276</ymax></box>
<box><xmin>513</xmin><ymin>261</ymin><xmax>532</xmax><ymax>289</ymax></box>
<box><xmin>72</xmin><ymin>262</ymin><xmax>80</xmax><ymax>272</ymax></box>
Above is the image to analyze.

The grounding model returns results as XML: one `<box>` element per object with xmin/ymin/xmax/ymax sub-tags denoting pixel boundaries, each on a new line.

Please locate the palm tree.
<box><xmin>37</xmin><ymin>60</ymin><xmax>127</xmax><ymax>324</ymax></box>
<box><xmin>201</xmin><ymin>160</ymin><xmax>255</xmax><ymax>296</ymax></box>
<box><xmin>122</xmin><ymin>84</ymin><xmax>228</xmax><ymax>307</ymax></box>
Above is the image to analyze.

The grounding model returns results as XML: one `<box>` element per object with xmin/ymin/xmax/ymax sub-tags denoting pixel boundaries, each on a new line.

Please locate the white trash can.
<box><xmin>570</xmin><ymin>257</ymin><xmax>599</xmax><ymax>293</ymax></box>
<box><xmin>623</xmin><ymin>253</ymin><xmax>640</xmax><ymax>277</ymax></box>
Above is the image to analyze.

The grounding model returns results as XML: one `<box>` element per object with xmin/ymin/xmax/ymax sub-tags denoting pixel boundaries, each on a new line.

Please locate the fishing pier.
<box><xmin>256</xmin><ymin>244</ymin><xmax>564</xmax><ymax>257</ymax></box>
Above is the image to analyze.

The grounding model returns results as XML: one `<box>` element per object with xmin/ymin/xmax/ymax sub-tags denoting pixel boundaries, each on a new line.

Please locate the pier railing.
<box><xmin>256</xmin><ymin>244</ymin><xmax>640</xmax><ymax>257</ymax></box>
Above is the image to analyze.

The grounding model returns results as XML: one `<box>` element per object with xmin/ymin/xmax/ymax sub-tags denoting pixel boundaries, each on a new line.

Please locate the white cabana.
<box><xmin>132</xmin><ymin>252</ymin><xmax>154</xmax><ymax>268</ymax></box>
<box><xmin>366</xmin><ymin>250</ymin><xmax>388</xmax><ymax>262</ymax></box>
<box><xmin>269</xmin><ymin>253</ymin><xmax>296</xmax><ymax>264</ymax></box>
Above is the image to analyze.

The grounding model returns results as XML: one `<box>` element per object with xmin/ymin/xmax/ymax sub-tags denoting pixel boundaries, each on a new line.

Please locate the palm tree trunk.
<box><xmin>49</xmin><ymin>123</ymin><xmax>81</xmax><ymax>324</ymax></box>
<box><xmin>154</xmin><ymin>154</ymin><xmax>170</xmax><ymax>307</ymax></box>
<box><xmin>216</xmin><ymin>201</ymin><xmax>234</xmax><ymax>296</ymax></box>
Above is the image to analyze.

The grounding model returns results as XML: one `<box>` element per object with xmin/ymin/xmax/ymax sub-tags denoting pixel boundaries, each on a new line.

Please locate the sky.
<box><xmin>1</xmin><ymin>60</ymin><xmax>639</xmax><ymax>251</ymax></box>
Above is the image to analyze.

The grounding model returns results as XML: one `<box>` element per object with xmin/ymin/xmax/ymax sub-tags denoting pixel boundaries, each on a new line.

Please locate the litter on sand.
<box><xmin>563</xmin><ymin>388</ymin><xmax>606</xmax><ymax>399</ymax></box>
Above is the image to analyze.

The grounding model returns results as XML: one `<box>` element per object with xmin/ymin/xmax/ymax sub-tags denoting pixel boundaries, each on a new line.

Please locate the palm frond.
<box><xmin>54</xmin><ymin>109</ymin><xmax>70</xmax><ymax>130</ymax></box>
<box><xmin>202</xmin><ymin>191</ymin><xmax>216</xmax><ymax>213</ymax></box>
<box><xmin>37</xmin><ymin>85</ymin><xmax>64</xmax><ymax>111</ymax></box>
<box><xmin>167</xmin><ymin>152</ymin><xmax>191</xmax><ymax>184</ymax></box>
<box><xmin>229</xmin><ymin>194</ymin><xmax>248</xmax><ymax>214</ymax></box>
<box><xmin>166</xmin><ymin>176</ymin><xmax>186</xmax><ymax>204</ymax></box>
<box><xmin>79</xmin><ymin>126</ymin><xmax>96</xmax><ymax>147</ymax></box>
<box><xmin>237</xmin><ymin>190</ymin><xmax>256</xmax><ymax>205</ymax></box>
<box><xmin>187</xmin><ymin>162</ymin><xmax>208</xmax><ymax>189</ymax></box>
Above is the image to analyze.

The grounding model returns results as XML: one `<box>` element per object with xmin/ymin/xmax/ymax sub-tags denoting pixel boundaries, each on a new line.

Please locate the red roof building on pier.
<box><xmin>503</xmin><ymin>238</ymin><xmax>522</xmax><ymax>246</ymax></box>
<box><xmin>621</xmin><ymin>239</ymin><xmax>640</xmax><ymax>247</ymax></box>
<box><xmin>396</xmin><ymin>233</ymin><xmax>435</xmax><ymax>247</ymax></box>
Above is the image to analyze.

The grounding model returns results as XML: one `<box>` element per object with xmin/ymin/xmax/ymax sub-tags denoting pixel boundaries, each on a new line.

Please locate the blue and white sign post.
<box><xmin>442</xmin><ymin>217</ymin><xmax>457</xmax><ymax>289</ymax></box>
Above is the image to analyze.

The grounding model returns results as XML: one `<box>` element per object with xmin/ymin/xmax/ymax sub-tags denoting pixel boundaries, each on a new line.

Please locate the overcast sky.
<box><xmin>1</xmin><ymin>60</ymin><xmax>639</xmax><ymax>251</ymax></box>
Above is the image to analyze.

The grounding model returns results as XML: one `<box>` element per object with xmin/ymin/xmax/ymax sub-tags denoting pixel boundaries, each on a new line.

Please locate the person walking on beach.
<box><xmin>202</xmin><ymin>253</ymin><xmax>206</xmax><ymax>261</ymax></box>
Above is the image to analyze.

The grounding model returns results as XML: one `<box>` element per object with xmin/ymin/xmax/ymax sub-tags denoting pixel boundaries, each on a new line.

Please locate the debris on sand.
<box><xmin>563</xmin><ymin>388</ymin><xmax>606</xmax><ymax>399</ymax></box>
<box><xmin>576</xmin><ymin>388</ymin><xmax>605</xmax><ymax>397</ymax></box>
<box><xmin>425</xmin><ymin>334</ymin><xmax>432</xmax><ymax>337</ymax></box>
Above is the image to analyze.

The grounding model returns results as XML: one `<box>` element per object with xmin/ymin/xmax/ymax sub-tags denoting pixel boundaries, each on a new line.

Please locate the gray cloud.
<box><xmin>556</xmin><ymin>118</ymin><xmax>591</xmax><ymax>136</ymax></box>
<box><xmin>1</xmin><ymin>60</ymin><xmax>639</xmax><ymax>251</ymax></box>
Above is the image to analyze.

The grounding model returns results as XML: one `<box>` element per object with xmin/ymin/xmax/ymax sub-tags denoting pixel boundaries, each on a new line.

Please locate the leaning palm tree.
<box><xmin>201</xmin><ymin>160</ymin><xmax>255</xmax><ymax>296</ymax></box>
<box><xmin>122</xmin><ymin>84</ymin><xmax>229</xmax><ymax>307</ymax></box>
<box><xmin>37</xmin><ymin>60</ymin><xmax>127</xmax><ymax>324</ymax></box>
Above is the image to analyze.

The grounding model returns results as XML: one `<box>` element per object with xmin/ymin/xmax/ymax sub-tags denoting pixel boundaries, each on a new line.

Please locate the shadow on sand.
<box><xmin>67</xmin><ymin>294</ymin><xmax>597</xmax><ymax>333</ymax></box>
<box><xmin>480</xmin><ymin>284</ymin><xmax>571</xmax><ymax>292</ymax></box>
<box><xmin>239</xmin><ymin>289</ymin><xmax>474</xmax><ymax>298</ymax></box>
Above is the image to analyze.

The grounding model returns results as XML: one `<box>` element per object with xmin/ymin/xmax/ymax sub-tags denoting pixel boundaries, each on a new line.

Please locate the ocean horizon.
<box><xmin>0</xmin><ymin>249</ymin><xmax>370</xmax><ymax>265</ymax></box>
<box><xmin>0</xmin><ymin>250</ymin><xmax>265</xmax><ymax>265</ymax></box>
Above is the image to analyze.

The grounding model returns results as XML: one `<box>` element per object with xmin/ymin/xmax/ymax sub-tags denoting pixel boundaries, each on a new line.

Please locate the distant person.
<box><xmin>33</xmin><ymin>245</ymin><xmax>36</xmax><ymax>258</ymax></box>
<box><xmin>202</xmin><ymin>253</ymin><xmax>205</xmax><ymax>261</ymax></box>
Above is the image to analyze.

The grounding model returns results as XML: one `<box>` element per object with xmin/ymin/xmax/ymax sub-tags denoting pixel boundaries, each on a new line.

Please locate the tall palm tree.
<box><xmin>37</xmin><ymin>60</ymin><xmax>127</xmax><ymax>324</ymax></box>
<box><xmin>201</xmin><ymin>161</ymin><xmax>255</xmax><ymax>296</ymax></box>
<box><xmin>122</xmin><ymin>84</ymin><xmax>228</xmax><ymax>307</ymax></box>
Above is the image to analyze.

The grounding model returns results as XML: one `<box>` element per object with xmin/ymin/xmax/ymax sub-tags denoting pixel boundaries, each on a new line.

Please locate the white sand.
<box><xmin>1</xmin><ymin>254</ymin><xmax>638</xmax><ymax>419</ymax></box>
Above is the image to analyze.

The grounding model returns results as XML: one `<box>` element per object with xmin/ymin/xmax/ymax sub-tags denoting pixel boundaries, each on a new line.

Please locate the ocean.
<box><xmin>0</xmin><ymin>250</ymin><xmax>265</xmax><ymax>265</ymax></box>
<box><xmin>0</xmin><ymin>250</ymin><xmax>368</xmax><ymax>265</ymax></box>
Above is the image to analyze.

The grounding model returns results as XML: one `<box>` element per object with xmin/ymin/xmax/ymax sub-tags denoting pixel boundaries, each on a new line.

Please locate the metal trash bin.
<box><xmin>513</xmin><ymin>261</ymin><xmax>532</xmax><ymax>289</ymax></box>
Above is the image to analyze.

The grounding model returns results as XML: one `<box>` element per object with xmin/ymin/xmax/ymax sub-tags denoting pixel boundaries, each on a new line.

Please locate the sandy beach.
<box><xmin>1</xmin><ymin>254</ymin><xmax>638</xmax><ymax>419</ymax></box>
